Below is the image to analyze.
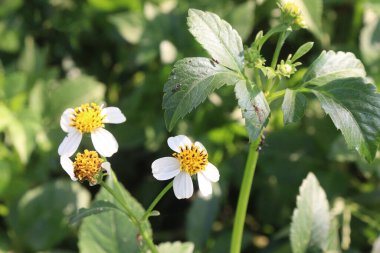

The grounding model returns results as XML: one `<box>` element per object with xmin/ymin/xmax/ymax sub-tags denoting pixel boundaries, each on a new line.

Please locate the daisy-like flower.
<box><xmin>58</xmin><ymin>103</ymin><xmax>126</xmax><ymax>157</ymax></box>
<box><xmin>60</xmin><ymin>149</ymin><xmax>111</xmax><ymax>185</ymax></box>
<box><xmin>151</xmin><ymin>135</ymin><xmax>220</xmax><ymax>199</ymax></box>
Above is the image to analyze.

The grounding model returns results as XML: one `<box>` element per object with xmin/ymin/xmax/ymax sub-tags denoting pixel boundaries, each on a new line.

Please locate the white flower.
<box><xmin>151</xmin><ymin>135</ymin><xmax>220</xmax><ymax>199</ymax></box>
<box><xmin>58</xmin><ymin>103</ymin><xmax>126</xmax><ymax>157</ymax></box>
<box><xmin>60</xmin><ymin>149</ymin><xmax>111</xmax><ymax>185</ymax></box>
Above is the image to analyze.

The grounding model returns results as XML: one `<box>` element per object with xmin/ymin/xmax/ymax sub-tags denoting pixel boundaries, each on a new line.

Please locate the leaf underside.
<box><xmin>282</xmin><ymin>89</ymin><xmax>307</xmax><ymax>125</ymax></box>
<box><xmin>234</xmin><ymin>80</ymin><xmax>270</xmax><ymax>141</ymax></box>
<box><xmin>290</xmin><ymin>173</ymin><xmax>330</xmax><ymax>253</ymax></box>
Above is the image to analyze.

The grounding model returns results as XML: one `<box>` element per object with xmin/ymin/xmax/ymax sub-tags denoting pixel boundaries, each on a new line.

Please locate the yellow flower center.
<box><xmin>70</xmin><ymin>103</ymin><xmax>105</xmax><ymax>133</ymax></box>
<box><xmin>173</xmin><ymin>144</ymin><xmax>208</xmax><ymax>176</ymax></box>
<box><xmin>73</xmin><ymin>150</ymin><xmax>104</xmax><ymax>185</ymax></box>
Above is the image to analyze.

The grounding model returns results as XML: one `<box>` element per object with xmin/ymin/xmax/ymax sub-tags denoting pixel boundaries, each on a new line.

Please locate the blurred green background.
<box><xmin>0</xmin><ymin>0</ymin><xmax>379</xmax><ymax>252</ymax></box>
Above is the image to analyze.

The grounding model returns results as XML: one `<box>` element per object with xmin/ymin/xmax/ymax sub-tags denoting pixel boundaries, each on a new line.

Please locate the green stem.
<box><xmin>267</xmin><ymin>89</ymin><xmax>286</xmax><ymax>104</ymax></box>
<box><xmin>230</xmin><ymin>136</ymin><xmax>262</xmax><ymax>253</ymax></box>
<box><xmin>100</xmin><ymin>181</ymin><xmax>159</xmax><ymax>253</ymax></box>
<box><xmin>270</xmin><ymin>31</ymin><xmax>289</xmax><ymax>69</ymax></box>
<box><xmin>143</xmin><ymin>181</ymin><xmax>173</xmax><ymax>220</ymax></box>
<box><xmin>255</xmin><ymin>70</ymin><xmax>263</xmax><ymax>91</ymax></box>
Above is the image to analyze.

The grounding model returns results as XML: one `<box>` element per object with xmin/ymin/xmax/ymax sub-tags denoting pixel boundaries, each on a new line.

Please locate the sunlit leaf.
<box><xmin>291</xmin><ymin>42</ymin><xmax>314</xmax><ymax>62</ymax></box>
<box><xmin>157</xmin><ymin>241</ymin><xmax>194</xmax><ymax>253</ymax></box>
<box><xmin>310</xmin><ymin>78</ymin><xmax>380</xmax><ymax>162</ymax></box>
<box><xmin>8</xmin><ymin>180</ymin><xmax>90</xmax><ymax>251</ymax></box>
<box><xmin>234</xmin><ymin>80</ymin><xmax>270</xmax><ymax>141</ymax></box>
<box><xmin>109</xmin><ymin>12</ymin><xmax>145</xmax><ymax>44</ymax></box>
<box><xmin>372</xmin><ymin>235</ymin><xmax>380</xmax><ymax>253</ymax></box>
<box><xmin>290</xmin><ymin>173</ymin><xmax>330</xmax><ymax>253</ymax></box>
<box><xmin>360</xmin><ymin>8</ymin><xmax>380</xmax><ymax>66</ymax></box>
<box><xmin>293</xmin><ymin>0</ymin><xmax>323</xmax><ymax>41</ymax></box>
<box><xmin>187</xmin><ymin>9</ymin><xmax>244</xmax><ymax>72</ymax></box>
<box><xmin>282</xmin><ymin>89</ymin><xmax>307</xmax><ymax>124</ymax></box>
<box><xmin>163</xmin><ymin>57</ymin><xmax>242</xmax><ymax>130</ymax></box>
<box><xmin>303</xmin><ymin>51</ymin><xmax>366</xmax><ymax>86</ymax></box>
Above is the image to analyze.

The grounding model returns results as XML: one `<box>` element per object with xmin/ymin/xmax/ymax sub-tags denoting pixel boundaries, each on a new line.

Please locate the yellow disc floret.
<box><xmin>173</xmin><ymin>144</ymin><xmax>208</xmax><ymax>176</ymax></box>
<box><xmin>70</xmin><ymin>103</ymin><xmax>105</xmax><ymax>133</ymax></box>
<box><xmin>73</xmin><ymin>150</ymin><xmax>104</xmax><ymax>185</ymax></box>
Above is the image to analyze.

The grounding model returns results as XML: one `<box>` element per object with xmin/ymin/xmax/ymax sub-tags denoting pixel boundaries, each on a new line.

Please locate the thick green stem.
<box><xmin>143</xmin><ymin>181</ymin><xmax>173</xmax><ymax>220</ymax></box>
<box><xmin>230</xmin><ymin>136</ymin><xmax>262</xmax><ymax>253</ymax></box>
<box><xmin>270</xmin><ymin>31</ymin><xmax>289</xmax><ymax>69</ymax></box>
<box><xmin>100</xmin><ymin>181</ymin><xmax>159</xmax><ymax>253</ymax></box>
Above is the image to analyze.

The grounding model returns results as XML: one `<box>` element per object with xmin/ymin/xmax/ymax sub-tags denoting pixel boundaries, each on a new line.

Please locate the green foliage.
<box><xmin>70</xmin><ymin>200</ymin><xmax>122</xmax><ymax>224</ymax></box>
<box><xmin>163</xmin><ymin>57</ymin><xmax>241</xmax><ymax>130</ymax></box>
<box><xmin>234</xmin><ymin>81</ymin><xmax>270</xmax><ymax>140</ymax></box>
<box><xmin>310</xmin><ymin>78</ymin><xmax>380</xmax><ymax>162</ymax></box>
<box><xmin>290</xmin><ymin>173</ymin><xmax>330</xmax><ymax>253</ymax></box>
<box><xmin>157</xmin><ymin>241</ymin><xmax>194</xmax><ymax>253</ymax></box>
<box><xmin>78</xmin><ymin>176</ymin><xmax>152</xmax><ymax>253</ymax></box>
<box><xmin>187</xmin><ymin>9</ymin><xmax>244</xmax><ymax>72</ymax></box>
<box><xmin>282</xmin><ymin>89</ymin><xmax>307</xmax><ymax>124</ymax></box>
<box><xmin>8</xmin><ymin>180</ymin><xmax>90</xmax><ymax>251</ymax></box>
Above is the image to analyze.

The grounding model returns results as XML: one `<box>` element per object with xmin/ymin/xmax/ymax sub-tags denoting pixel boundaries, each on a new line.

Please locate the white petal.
<box><xmin>173</xmin><ymin>172</ymin><xmax>193</xmax><ymax>199</ymax></box>
<box><xmin>91</xmin><ymin>128</ymin><xmax>119</xmax><ymax>157</ymax></box>
<box><xmin>101</xmin><ymin>162</ymin><xmax>111</xmax><ymax>174</ymax></box>
<box><xmin>102</xmin><ymin>107</ymin><xmax>126</xmax><ymax>124</ymax></box>
<box><xmin>202</xmin><ymin>163</ymin><xmax>220</xmax><ymax>182</ymax></box>
<box><xmin>167</xmin><ymin>135</ymin><xmax>192</xmax><ymax>153</ymax></box>
<box><xmin>152</xmin><ymin>157</ymin><xmax>181</xmax><ymax>180</ymax></box>
<box><xmin>58</xmin><ymin>130</ymin><xmax>82</xmax><ymax>157</ymax></box>
<box><xmin>197</xmin><ymin>172</ymin><xmax>212</xmax><ymax>197</ymax></box>
<box><xmin>194</xmin><ymin>141</ymin><xmax>207</xmax><ymax>153</ymax></box>
<box><xmin>60</xmin><ymin>156</ymin><xmax>77</xmax><ymax>181</ymax></box>
<box><xmin>60</xmin><ymin>108</ymin><xmax>75</xmax><ymax>133</ymax></box>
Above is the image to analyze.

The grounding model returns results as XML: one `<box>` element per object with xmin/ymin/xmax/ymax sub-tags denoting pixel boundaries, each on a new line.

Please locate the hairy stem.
<box><xmin>143</xmin><ymin>181</ymin><xmax>174</xmax><ymax>220</ymax></box>
<box><xmin>230</xmin><ymin>136</ymin><xmax>262</xmax><ymax>253</ymax></box>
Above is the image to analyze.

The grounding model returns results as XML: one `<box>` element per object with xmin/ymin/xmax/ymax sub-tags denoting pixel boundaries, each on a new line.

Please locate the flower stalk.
<box><xmin>143</xmin><ymin>181</ymin><xmax>174</xmax><ymax>220</ymax></box>
<box><xmin>230</xmin><ymin>136</ymin><xmax>262</xmax><ymax>253</ymax></box>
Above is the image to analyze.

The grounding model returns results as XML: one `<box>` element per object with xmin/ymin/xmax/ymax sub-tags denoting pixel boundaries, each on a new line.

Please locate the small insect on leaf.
<box><xmin>171</xmin><ymin>83</ymin><xmax>181</xmax><ymax>93</ymax></box>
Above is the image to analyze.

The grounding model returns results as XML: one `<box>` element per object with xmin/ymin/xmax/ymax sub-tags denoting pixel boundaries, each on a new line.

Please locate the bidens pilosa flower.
<box><xmin>58</xmin><ymin>103</ymin><xmax>126</xmax><ymax>157</ymax></box>
<box><xmin>60</xmin><ymin>149</ymin><xmax>110</xmax><ymax>186</ymax></box>
<box><xmin>152</xmin><ymin>135</ymin><xmax>220</xmax><ymax>199</ymax></box>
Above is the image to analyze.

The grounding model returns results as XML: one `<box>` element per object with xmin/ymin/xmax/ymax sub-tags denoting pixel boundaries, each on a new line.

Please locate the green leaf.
<box><xmin>234</xmin><ymin>80</ymin><xmax>270</xmax><ymax>141</ymax></box>
<box><xmin>48</xmin><ymin>75</ymin><xmax>105</xmax><ymax>118</ymax></box>
<box><xmin>282</xmin><ymin>89</ymin><xmax>307</xmax><ymax>124</ymax></box>
<box><xmin>291</xmin><ymin>42</ymin><xmax>314</xmax><ymax>62</ymax></box>
<box><xmin>109</xmin><ymin>12</ymin><xmax>144</xmax><ymax>44</ymax></box>
<box><xmin>310</xmin><ymin>77</ymin><xmax>380</xmax><ymax>162</ymax></box>
<box><xmin>186</xmin><ymin>195</ymin><xmax>220</xmax><ymax>248</ymax></box>
<box><xmin>78</xmin><ymin>176</ymin><xmax>152</xmax><ymax>253</ymax></box>
<box><xmin>8</xmin><ymin>180</ymin><xmax>91</xmax><ymax>251</ymax></box>
<box><xmin>157</xmin><ymin>241</ymin><xmax>194</xmax><ymax>253</ymax></box>
<box><xmin>70</xmin><ymin>200</ymin><xmax>122</xmax><ymax>224</ymax></box>
<box><xmin>187</xmin><ymin>9</ymin><xmax>244</xmax><ymax>72</ymax></box>
<box><xmin>226</xmin><ymin>1</ymin><xmax>255</xmax><ymax>41</ymax></box>
<box><xmin>290</xmin><ymin>172</ymin><xmax>330</xmax><ymax>253</ymax></box>
<box><xmin>303</xmin><ymin>51</ymin><xmax>366</xmax><ymax>86</ymax></box>
<box><xmin>372</xmin><ymin>236</ymin><xmax>380</xmax><ymax>253</ymax></box>
<box><xmin>326</xmin><ymin>217</ymin><xmax>341</xmax><ymax>252</ymax></box>
<box><xmin>0</xmin><ymin>0</ymin><xmax>22</xmax><ymax>17</ymax></box>
<box><xmin>293</xmin><ymin>0</ymin><xmax>323</xmax><ymax>41</ymax></box>
<box><xmin>163</xmin><ymin>57</ymin><xmax>241</xmax><ymax>131</ymax></box>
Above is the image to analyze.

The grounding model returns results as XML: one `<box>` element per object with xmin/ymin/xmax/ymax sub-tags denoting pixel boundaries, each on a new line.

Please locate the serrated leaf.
<box><xmin>326</xmin><ymin>217</ymin><xmax>341</xmax><ymax>252</ymax></box>
<box><xmin>303</xmin><ymin>51</ymin><xmax>366</xmax><ymax>86</ymax></box>
<box><xmin>290</xmin><ymin>173</ymin><xmax>330</xmax><ymax>253</ymax></box>
<box><xmin>291</xmin><ymin>42</ymin><xmax>314</xmax><ymax>62</ymax></box>
<box><xmin>163</xmin><ymin>57</ymin><xmax>241</xmax><ymax>130</ymax></box>
<box><xmin>282</xmin><ymin>89</ymin><xmax>307</xmax><ymax>125</ymax></box>
<box><xmin>187</xmin><ymin>9</ymin><xmax>244</xmax><ymax>72</ymax></box>
<box><xmin>156</xmin><ymin>241</ymin><xmax>194</xmax><ymax>253</ymax></box>
<box><xmin>78</xmin><ymin>175</ymin><xmax>152</xmax><ymax>253</ymax></box>
<box><xmin>310</xmin><ymin>77</ymin><xmax>380</xmax><ymax>162</ymax></box>
<box><xmin>234</xmin><ymin>80</ymin><xmax>270</xmax><ymax>141</ymax></box>
<box><xmin>293</xmin><ymin>0</ymin><xmax>323</xmax><ymax>41</ymax></box>
<box><xmin>70</xmin><ymin>200</ymin><xmax>122</xmax><ymax>224</ymax></box>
